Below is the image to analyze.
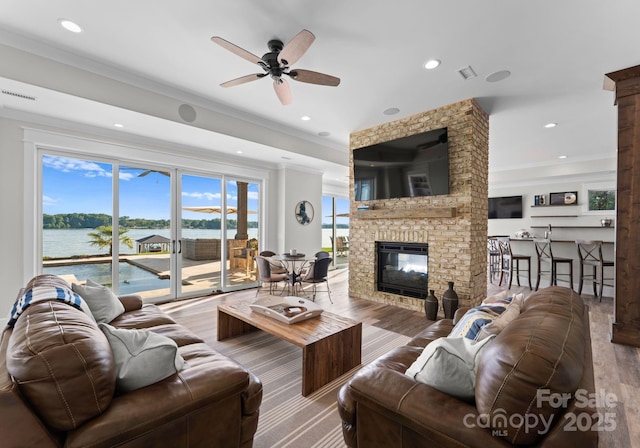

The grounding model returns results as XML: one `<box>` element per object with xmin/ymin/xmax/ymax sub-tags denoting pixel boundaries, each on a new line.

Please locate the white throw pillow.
<box><xmin>72</xmin><ymin>279</ymin><xmax>125</xmax><ymax>323</ymax></box>
<box><xmin>99</xmin><ymin>323</ymin><xmax>185</xmax><ymax>392</ymax></box>
<box><xmin>405</xmin><ymin>335</ymin><xmax>495</xmax><ymax>400</ymax></box>
<box><xmin>476</xmin><ymin>293</ymin><xmax>524</xmax><ymax>341</ymax></box>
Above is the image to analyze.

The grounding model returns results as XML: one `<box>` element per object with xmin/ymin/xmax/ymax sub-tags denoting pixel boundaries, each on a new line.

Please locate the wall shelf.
<box><xmin>530</xmin><ymin>225</ymin><xmax>614</xmax><ymax>229</ymax></box>
<box><xmin>531</xmin><ymin>204</ymin><xmax>579</xmax><ymax>208</ymax></box>
<box><xmin>353</xmin><ymin>206</ymin><xmax>457</xmax><ymax>219</ymax></box>
<box><xmin>530</xmin><ymin>215</ymin><xmax>579</xmax><ymax>218</ymax></box>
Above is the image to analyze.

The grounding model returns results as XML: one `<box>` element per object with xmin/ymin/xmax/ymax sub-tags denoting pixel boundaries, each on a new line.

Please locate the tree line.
<box><xmin>43</xmin><ymin>213</ymin><xmax>257</xmax><ymax>229</ymax></box>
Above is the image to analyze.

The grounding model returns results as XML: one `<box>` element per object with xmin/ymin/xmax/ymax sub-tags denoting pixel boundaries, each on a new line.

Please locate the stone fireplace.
<box><xmin>348</xmin><ymin>99</ymin><xmax>489</xmax><ymax>312</ymax></box>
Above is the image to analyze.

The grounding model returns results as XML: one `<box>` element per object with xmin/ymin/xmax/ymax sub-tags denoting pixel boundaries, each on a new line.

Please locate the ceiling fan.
<box><xmin>211</xmin><ymin>29</ymin><xmax>340</xmax><ymax>105</ymax></box>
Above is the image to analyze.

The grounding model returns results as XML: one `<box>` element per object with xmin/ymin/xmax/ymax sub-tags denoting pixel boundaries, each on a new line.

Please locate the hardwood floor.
<box><xmin>160</xmin><ymin>268</ymin><xmax>639</xmax><ymax>448</ymax></box>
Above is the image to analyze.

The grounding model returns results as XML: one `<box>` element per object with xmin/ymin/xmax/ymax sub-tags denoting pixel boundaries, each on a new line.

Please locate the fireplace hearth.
<box><xmin>376</xmin><ymin>242</ymin><xmax>428</xmax><ymax>299</ymax></box>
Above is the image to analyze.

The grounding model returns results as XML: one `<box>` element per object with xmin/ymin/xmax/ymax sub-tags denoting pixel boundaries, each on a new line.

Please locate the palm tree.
<box><xmin>88</xmin><ymin>226</ymin><xmax>134</xmax><ymax>256</ymax></box>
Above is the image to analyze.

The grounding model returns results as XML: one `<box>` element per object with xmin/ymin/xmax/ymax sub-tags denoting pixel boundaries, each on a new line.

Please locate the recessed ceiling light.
<box><xmin>558</xmin><ymin>155</ymin><xmax>567</xmax><ymax>159</ymax></box>
<box><xmin>236</xmin><ymin>150</ymin><xmax>243</xmax><ymax>154</ymax></box>
<box><xmin>544</xmin><ymin>123</ymin><xmax>558</xmax><ymax>128</ymax></box>
<box><xmin>58</xmin><ymin>19</ymin><xmax>82</xmax><ymax>33</ymax></box>
<box><xmin>113</xmin><ymin>123</ymin><xmax>124</xmax><ymax>128</ymax></box>
<box><xmin>281</xmin><ymin>156</ymin><xmax>292</xmax><ymax>160</ymax></box>
<box><xmin>318</xmin><ymin>131</ymin><xmax>331</xmax><ymax>137</ymax></box>
<box><xmin>301</xmin><ymin>116</ymin><xmax>311</xmax><ymax>121</ymax></box>
<box><xmin>424</xmin><ymin>59</ymin><xmax>441</xmax><ymax>70</ymax></box>
<box><xmin>383</xmin><ymin>107</ymin><xmax>400</xmax><ymax>115</ymax></box>
<box><xmin>485</xmin><ymin>70</ymin><xmax>511</xmax><ymax>83</ymax></box>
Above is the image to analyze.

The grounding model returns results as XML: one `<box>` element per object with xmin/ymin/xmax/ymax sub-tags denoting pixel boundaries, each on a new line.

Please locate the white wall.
<box><xmin>0</xmin><ymin>117</ymin><xmax>26</xmax><ymax>316</ymax></box>
<box><xmin>277</xmin><ymin>167</ymin><xmax>323</xmax><ymax>257</ymax></box>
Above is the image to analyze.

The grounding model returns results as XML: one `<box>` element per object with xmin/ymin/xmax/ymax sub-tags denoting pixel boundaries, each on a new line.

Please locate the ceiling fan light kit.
<box><xmin>211</xmin><ymin>29</ymin><xmax>340</xmax><ymax>105</ymax></box>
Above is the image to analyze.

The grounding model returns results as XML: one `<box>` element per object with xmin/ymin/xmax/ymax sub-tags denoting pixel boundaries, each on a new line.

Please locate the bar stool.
<box><xmin>497</xmin><ymin>237</ymin><xmax>532</xmax><ymax>289</ymax></box>
<box><xmin>533</xmin><ymin>238</ymin><xmax>573</xmax><ymax>291</ymax></box>
<box><xmin>575</xmin><ymin>240</ymin><xmax>615</xmax><ymax>301</ymax></box>
<box><xmin>487</xmin><ymin>237</ymin><xmax>501</xmax><ymax>283</ymax></box>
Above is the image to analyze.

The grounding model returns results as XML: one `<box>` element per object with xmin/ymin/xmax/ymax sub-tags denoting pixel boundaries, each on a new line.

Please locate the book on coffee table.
<box><xmin>249</xmin><ymin>296</ymin><xmax>323</xmax><ymax>324</ymax></box>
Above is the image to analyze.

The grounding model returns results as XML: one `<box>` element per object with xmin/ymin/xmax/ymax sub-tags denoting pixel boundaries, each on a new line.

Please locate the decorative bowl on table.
<box><xmin>249</xmin><ymin>296</ymin><xmax>323</xmax><ymax>324</ymax></box>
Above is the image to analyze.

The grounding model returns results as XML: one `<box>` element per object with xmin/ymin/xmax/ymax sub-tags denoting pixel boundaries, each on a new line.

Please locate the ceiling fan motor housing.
<box><xmin>263</xmin><ymin>40</ymin><xmax>286</xmax><ymax>79</ymax></box>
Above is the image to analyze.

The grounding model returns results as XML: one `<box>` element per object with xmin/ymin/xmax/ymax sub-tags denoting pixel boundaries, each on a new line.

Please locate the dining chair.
<box><xmin>496</xmin><ymin>237</ymin><xmax>531</xmax><ymax>289</ymax></box>
<box><xmin>259</xmin><ymin>250</ymin><xmax>288</xmax><ymax>274</ymax></box>
<box><xmin>575</xmin><ymin>240</ymin><xmax>615</xmax><ymax>301</ymax></box>
<box><xmin>254</xmin><ymin>255</ymin><xmax>289</xmax><ymax>296</ymax></box>
<box><xmin>487</xmin><ymin>237</ymin><xmax>501</xmax><ymax>284</ymax></box>
<box><xmin>533</xmin><ymin>238</ymin><xmax>573</xmax><ymax>291</ymax></box>
<box><xmin>300</xmin><ymin>257</ymin><xmax>333</xmax><ymax>303</ymax></box>
<box><xmin>315</xmin><ymin>251</ymin><xmax>331</xmax><ymax>259</ymax></box>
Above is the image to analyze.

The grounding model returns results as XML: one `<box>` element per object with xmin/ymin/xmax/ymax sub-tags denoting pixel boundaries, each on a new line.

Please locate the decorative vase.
<box><xmin>425</xmin><ymin>290</ymin><xmax>438</xmax><ymax>320</ymax></box>
<box><xmin>442</xmin><ymin>281</ymin><xmax>459</xmax><ymax>319</ymax></box>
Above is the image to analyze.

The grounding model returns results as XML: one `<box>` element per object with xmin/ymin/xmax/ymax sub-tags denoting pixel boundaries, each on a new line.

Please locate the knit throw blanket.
<box><xmin>8</xmin><ymin>286</ymin><xmax>87</xmax><ymax>328</ymax></box>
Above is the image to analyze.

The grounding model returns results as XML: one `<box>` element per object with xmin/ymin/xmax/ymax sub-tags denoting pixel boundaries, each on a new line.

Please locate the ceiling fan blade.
<box><xmin>211</xmin><ymin>36</ymin><xmax>263</xmax><ymax>65</ymax></box>
<box><xmin>138</xmin><ymin>170</ymin><xmax>169</xmax><ymax>177</ymax></box>
<box><xmin>273</xmin><ymin>79</ymin><xmax>292</xmax><ymax>105</ymax></box>
<box><xmin>288</xmin><ymin>69</ymin><xmax>340</xmax><ymax>86</ymax></box>
<box><xmin>220</xmin><ymin>73</ymin><xmax>265</xmax><ymax>87</ymax></box>
<box><xmin>277</xmin><ymin>29</ymin><xmax>315</xmax><ymax>66</ymax></box>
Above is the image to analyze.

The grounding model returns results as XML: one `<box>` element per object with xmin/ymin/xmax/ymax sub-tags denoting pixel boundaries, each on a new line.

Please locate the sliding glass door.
<box><xmin>40</xmin><ymin>152</ymin><xmax>260</xmax><ymax>301</ymax></box>
<box><xmin>321</xmin><ymin>195</ymin><xmax>350</xmax><ymax>268</ymax></box>
<box><xmin>117</xmin><ymin>165</ymin><xmax>172</xmax><ymax>301</ymax></box>
<box><xmin>224</xmin><ymin>179</ymin><xmax>260</xmax><ymax>289</ymax></box>
<box><xmin>41</xmin><ymin>154</ymin><xmax>115</xmax><ymax>286</ymax></box>
<box><xmin>179</xmin><ymin>173</ymin><xmax>224</xmax><ymax>297</ymax></box>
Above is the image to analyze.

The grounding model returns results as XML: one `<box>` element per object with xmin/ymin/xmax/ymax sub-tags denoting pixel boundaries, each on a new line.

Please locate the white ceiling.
<box><xmin>0</xmin><ymin>0</ymin><xmax>637</xmax><ymax>186</ymax></box>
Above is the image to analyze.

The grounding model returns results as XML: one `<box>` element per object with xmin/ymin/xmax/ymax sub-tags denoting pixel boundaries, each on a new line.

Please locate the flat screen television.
<box><xmin>488</xmin><ymin>195</ymin><xmax>523</xmax><ymax>219</ymax></box>
<box><xmin>353</xmin><ymin>127</ymin><xmax>448</xmax><ymax>201</ymax></box>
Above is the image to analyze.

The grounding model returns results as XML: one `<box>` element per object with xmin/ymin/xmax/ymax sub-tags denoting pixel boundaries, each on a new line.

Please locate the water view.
<box><xmin>43</xmin><ymin>228</ymin><xmax>345</xmax><ymax>258</ymax></box>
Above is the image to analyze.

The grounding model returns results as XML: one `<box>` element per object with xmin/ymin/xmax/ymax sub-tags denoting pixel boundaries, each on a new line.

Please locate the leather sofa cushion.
<box><xmin>6</xmin><ymin>300</ymin><xmax>115</xmax><ymax>431</ymax></box>
<box><xmin>405</xmin><ymin>319</ymin><xmax>453</xmax><ymax>348</ymax></box>
<box><xmin>475</xmin><ymin>286</ymin><xmax>586</xmax><ymax>445</ymax></box>
<box><xmin>110</xmin><ymin>303</ymin><xmax>177</xmax><ymax>328</ymax></box>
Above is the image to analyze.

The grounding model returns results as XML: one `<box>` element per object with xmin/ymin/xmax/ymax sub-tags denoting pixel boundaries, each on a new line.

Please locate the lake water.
<box><xmin>43</xmin><ymin>228</ymin><xmax>348</xmax><ymax>258</ymax></box>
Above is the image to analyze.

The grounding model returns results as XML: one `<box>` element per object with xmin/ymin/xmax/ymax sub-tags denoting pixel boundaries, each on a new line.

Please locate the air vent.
<box><xmin>2</xmin><ymin>89</ymin><xmax>37</xmax><ymax>101</ymax></box>
<box><xmin>456</xmin><ymin>66</ymin><xmax>477</xmax><ymax>80</ymax></box>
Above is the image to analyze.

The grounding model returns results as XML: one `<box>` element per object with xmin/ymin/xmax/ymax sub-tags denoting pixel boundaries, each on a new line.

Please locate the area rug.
<box><xmin>210</xmin><ymin>324</ymin><xmax>410</xmax><ymax>448</ymax></box>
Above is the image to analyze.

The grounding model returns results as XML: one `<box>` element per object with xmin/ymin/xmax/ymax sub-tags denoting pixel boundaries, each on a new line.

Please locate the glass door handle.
<box><xmin>178</xmin><ymin>239</ymin><xmax>182</xmax><ymax>254</ymax></box>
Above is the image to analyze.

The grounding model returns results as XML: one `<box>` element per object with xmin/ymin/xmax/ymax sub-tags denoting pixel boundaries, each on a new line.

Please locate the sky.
<box><xmin>42</xmin><ymin>154</ymin><xmax>349</xmax><ymax>222</ymax></box>
<box><xmin>42</xmin><ymin>155</ymin><xmax>259</xmax><ymax>220</ymax></box>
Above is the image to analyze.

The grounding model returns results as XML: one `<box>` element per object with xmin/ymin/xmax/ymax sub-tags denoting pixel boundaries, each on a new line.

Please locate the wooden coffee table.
<box><xmin>217</xmin><ymin>301</ymin><xmax>362</xmax><ymax>396</ymax></box>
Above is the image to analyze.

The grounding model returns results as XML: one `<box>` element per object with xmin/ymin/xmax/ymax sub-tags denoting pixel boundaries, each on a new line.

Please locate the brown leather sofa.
<box><xmin>338</xmin><ymin>286</ymin><xmax>597</xmax><ymax>447</ymax></box>
<box><xmin>1</xmin><ymin>275</ymin><xmax>262</xmax><ymax>448</ymax></box>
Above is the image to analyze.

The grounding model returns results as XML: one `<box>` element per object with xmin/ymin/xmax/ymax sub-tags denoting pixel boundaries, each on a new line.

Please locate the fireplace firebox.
<box><xmin>376</xmin><ymin>242</ymin><xmax>428</xmax><ymax>299</ymax></box>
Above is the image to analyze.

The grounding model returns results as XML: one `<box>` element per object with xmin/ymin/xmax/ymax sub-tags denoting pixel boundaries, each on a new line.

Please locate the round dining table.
<box><xmin>271</xmin><ymin>254</ymin><xmax>315</xmax><ymax>296</ymax></box>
